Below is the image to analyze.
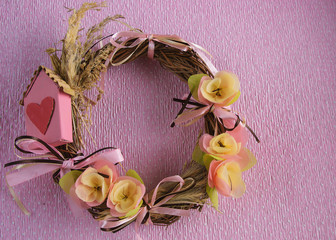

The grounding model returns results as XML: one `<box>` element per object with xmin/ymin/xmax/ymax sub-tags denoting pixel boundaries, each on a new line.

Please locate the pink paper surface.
<box><xmin>1</xmin><ymin>1</ymin><xmax>335</xmax><ymax>239</ymax></box>
<box><xmin>24</xmin><ymin>70</ymin><xmax>73</xmax><ymax>146</ymax></box>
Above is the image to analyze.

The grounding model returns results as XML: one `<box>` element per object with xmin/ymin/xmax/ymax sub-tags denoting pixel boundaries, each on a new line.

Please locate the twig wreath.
<box><xmin>5</xmin><ymin>2</ymin><xmax>259</xmax><ymax>237</ymax></box>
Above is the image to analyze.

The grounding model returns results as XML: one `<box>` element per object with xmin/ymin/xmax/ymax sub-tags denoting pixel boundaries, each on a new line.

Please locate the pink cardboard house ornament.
<box><xmin>21</xmin><ymin>66</ymin><xmax>75</xmax><ymax>146</ymax></box>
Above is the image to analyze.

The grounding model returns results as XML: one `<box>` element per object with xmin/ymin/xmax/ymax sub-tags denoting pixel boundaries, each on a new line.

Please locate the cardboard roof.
<box><xmin>20</xmin><ymin>66</ymin><xmax>75</xmax><ymax>105</ymax></box>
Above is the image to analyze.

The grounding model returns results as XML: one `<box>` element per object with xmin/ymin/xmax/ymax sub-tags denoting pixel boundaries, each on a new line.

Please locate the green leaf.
<box><xmin>203</xmin><ymin>154</ymin><xmax>222</xmax><ymax>171</ymax></box>
<box><xmin>59</xmin><ymin>170</ymin><xmax>82</xmax><ymax>194</ymax></box>
<box><xmin>126</xmin><ymin>169</ymin><xmax>144</xmax><ymax>184</ymax></box>
<box><xmin>206</xmin><ymin>185</ymin><xmax>218</xmax><ymax>210</ymax></box>
<box><xmin>226</xmin><ymin>91</ymin><xmax>241</xmax><ymax>106</ymax></box>
<box><xmin>209</xmin><ymin>154</ymin><xmax>224</xmax><ymax>161</ymax></box>
<box><xmin>203</xmin><ymin>155</ymin><xmax>213</xmax><ymax>171</ymax></box>
<box><xmin>192</xmin><ymin>144</ymin><xmax>204</xmax><ymax>165</ymax></box>
<box><xmin>241</xmin><ymin>148</ymin><xmax>257</xmax><ymax>172</ymax></box>
<box><xmin>188</xmin><ymin>74</ymin><xmax>207</xmax><ymax>101</ymax></box>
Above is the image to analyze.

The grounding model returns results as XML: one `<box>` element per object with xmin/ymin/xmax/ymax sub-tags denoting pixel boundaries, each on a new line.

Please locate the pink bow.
<box><xmin>100</xmin><ymin>175</ymin><xmax>190</xmax><ymax>238</ymax></box>
<box><xmin>5</xmin><ymin>136</ymin><xmax>124</xmax><ymax>187</ymax></box>
<box><xmin>135</xmin><ymin>175</ymin><xmax>190</xmax><ymax>226</ymax></box>
<box><xmin>110</xmin><ymin>31</ymin><xmax>189</xmax><ymax>60</ymax></box>
<box><xmin>108</xmin><ymin>31</ymin><xmax>217</xmax><ymax>74</ymax></box>
<box><xmin>172</xmin><ymin>94</ymin><xmax>238</xmax><ymax>126</ymax></box>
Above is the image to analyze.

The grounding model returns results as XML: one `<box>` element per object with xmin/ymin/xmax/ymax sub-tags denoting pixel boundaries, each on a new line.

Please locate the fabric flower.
<box><xmin>204</xmin><ymin>132</ymin><xmax>241</xmax><ymax>156</ymax></box>
<box><xmin>173</xmin><ymin>71</ymin><xmax>240</xmax><ymax>126</ymax></box>
<box><xmin>107</xmin><ymin>176</ymin><xmax>145</xmax><ymax>217</ymax></box>
<box><xmin>208</xmin><ymin>160</ymin><xmax>245</xmax><ymax>198</ymax></box>
<box><xmin>75</xmin><ymin>161</ymin><xmax>118</xmax><ymax>207</ymax></box>
<box><xmin>199</xmin><ymin>124</ymin><xmax>255</xmax><ymax>169</ymax></box>
<box><xmin>199</xmin><ymin>71</ymin><xmax>240</xmax><ymax>106</ymax></box>
<box><xmin>200</xmin><ymin>123</ymin><xmax>248</xmax><ymax>157</ymax></box>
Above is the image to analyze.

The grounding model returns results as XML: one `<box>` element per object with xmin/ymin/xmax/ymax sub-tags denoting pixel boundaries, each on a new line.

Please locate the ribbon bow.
<box><xmin>4</xmin><ymin>136</ymin><xmax>124</xmax><ymax>214</ymax></box>
<box><xmin>108</xmin><ymin>31</ymin><xmax>218</xmax><ymax>74</ymax></box>
<box><xmin>5</xmin><ymin>136</ymin><xmax>124</xmax><ymax>186</ymax></box>
<box><xmin>171</xmin><ymin>93</ymin><xmax>240</xmax><ymax>127</ymax></box>
<box><xmin>100</xmin><ymin>175</ymin><xmax>194</xmax><ymax>238</ymax></box>
<box><xmin>110</xmin><ymin>31</ymin><xmax>189</xmax><ymax>62</ymax></box>
<box><xmin>135</xmin><ymin>175</ymin><xmax>191</xmax><ymax>226</ymax></box>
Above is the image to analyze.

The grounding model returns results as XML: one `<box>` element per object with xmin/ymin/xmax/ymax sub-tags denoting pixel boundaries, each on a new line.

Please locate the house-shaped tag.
<box><xmin>21</xmin><ymin>66</ymin><xmax>75</xmax><ymax>146</ymax></box>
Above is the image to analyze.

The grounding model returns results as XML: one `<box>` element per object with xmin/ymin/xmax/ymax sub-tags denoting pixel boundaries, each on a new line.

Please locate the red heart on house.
<box><xmin>26</xmin><ymin>97</ymin><xmax>55</xmax><ymax>134</ymax></box>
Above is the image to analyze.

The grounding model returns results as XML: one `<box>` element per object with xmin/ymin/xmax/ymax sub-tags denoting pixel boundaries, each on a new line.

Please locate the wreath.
<box><xmin>5</xmin><ymin>2</ymin><xmax>259</xmax><ymax>237</ymax></box>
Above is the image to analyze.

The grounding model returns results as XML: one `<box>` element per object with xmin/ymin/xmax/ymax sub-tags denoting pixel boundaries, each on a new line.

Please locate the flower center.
<box><xmin>208</xmin><ymin>133</ymin><xmax>241</xmax><ymax>156</ymax></box>
<box><xmin>122</xmin><ymin>188</ymin><xmax>129</xmax><ymax>200</ymax></box>
<box><xmin>217</xmin><ymin>140</ymin><xmax>225</xmax><ymax>148</ymax></box>
<box><xmin>212</xmin><ymin>88</ymin><xmax>222</xmax><ymax>96</ymax></box>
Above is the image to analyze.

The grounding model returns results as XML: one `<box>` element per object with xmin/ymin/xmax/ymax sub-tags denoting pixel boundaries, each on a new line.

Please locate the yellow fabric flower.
<box><xmin>75</xmin><ymin>167</ymin><xmax>111</xmax><ymax>207</ymax></box>
<box><xmin>107</xmin><ymin>176</ymin><xmax>145</xmax><ymax>217</ymax></box>
<box><xmin>208</xmin><ymin>160</ymin><xmax>246</xmax><ymax>198</ymax></box>
<box><xmin>200</xmin><ymin>71</ymin><xmax>240</xmax><ymax>106</ymax></box>
<box><xmin>207</xmin><ymin>133</ymin><xmax>241</xmax><ymax>157</ymax></box>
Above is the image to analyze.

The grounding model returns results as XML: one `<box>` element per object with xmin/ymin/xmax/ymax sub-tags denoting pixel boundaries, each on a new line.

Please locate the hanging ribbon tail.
<box><xmin>173</xmin><ymin>105</ymin><xmax>211</xmax><ymax>126</ymax></box>
<box><xmin>213</xmin><ymin>107</ymin><xmax>237</xmax><ymax>120</ymax></box>
<box><xmin>135</xmin><ymin>207</ymin><xmax>148</xmax><ymax>239</ymax></box>
<box><xmin>66</xmin><ymin>185</ymin><xmax>87</xmax><ymax>217</ymax></box>
<box><xmin>5</xmin><ymin>175</ymin><xmax>30</xmax><ymax>216</ymax></box>
<box><xmin>100</xmin><ymin>213</ymin><xmax>139</xmax><ymax>232</ymax></box>
<box><xmin>147</xmin><ymin>38</ymin><xmax>155</xmax><ymax>59</ymax></box>
<box><xmin>6</xmin><ymin>164</ymin><xmax>60</xmax><ymax>187</ymax></box>
<box><xmin>132</xmin><ymin>206</ymin><xmax>189</xmax><ymax>240</ymax></box>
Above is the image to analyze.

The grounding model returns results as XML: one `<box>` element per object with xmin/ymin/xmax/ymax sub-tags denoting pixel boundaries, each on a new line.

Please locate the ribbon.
<box><xmin>5</xmin><ymin>136</ymin><xmax>124</xmax><ymax>186</ymax></box>
<box><xmin>110</xmin><ymin>31</ymin><xmax>189</xmax><ymax>61</ymax></box>
<box><xmin>173</xmin><ymin>98</ymin><xmax>260</xmax><ymax>142</ymax></box>
<box><xmin>100</xmin><ymin>176</ymin><xmax>194</xmax><ymax>237</ymax></box>
<box><xmin>108</xmin><ymin>31</ymin><xmax>217</xmax><ymax>75</ymax></box>
<box><xmin>172</xmin><ymin>95</ymin><xmax>238</xmax><ymax>127</ymax></box>
<box><xmin>4</xmin><ymin>136</ymin><xmax>124</xmax><ymax>214</ymax></box>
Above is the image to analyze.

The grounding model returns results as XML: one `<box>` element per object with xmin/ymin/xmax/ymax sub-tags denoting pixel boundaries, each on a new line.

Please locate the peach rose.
<box><xmin>209</xmin><ymin>133</ymin><xmax>240</xmax><ymax>156</ymax></box>
<box><xmin>75</xmin><ymin>160</ymin><xmax>118</xmax><ymax>207</ymax></box>
<box><xmin>200</xmin><ymin>121</ymin><xmax>249</xmax><ymax>155</ymax></box>
<box><xmin>208</xmin><ymin>160</ymin><xmax>245</xmax><ymax>198</ymax></box>
<box><xmin>198</xmin><ymin>71</ymin><xmax>240</xmax><ymax>106</ymax></box>
<box><xmin>200</xmin><ymin>132</ymin><xmax>242</xmax><ymax>159</ymax></box>
<box><xmin>107</xmin><ymin>176</ymin><xmax>145</xmax><ymax>217</ymax></box>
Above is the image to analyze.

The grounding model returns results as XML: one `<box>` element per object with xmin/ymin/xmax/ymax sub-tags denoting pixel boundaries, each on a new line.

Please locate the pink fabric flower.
<box><xmin>174</xmin><ymin>71</ymin><xmax>240</xmax><ymax>126</ymax></box>
<box><xmin>208</xmin><ymin>160</ymin><xmax>245</xmax><ymax>198</ymax></box>
<box><xmin>198</xmin><ymin>71</ymin><xmax>240</xmax><ymax>107</ymax></box>
<box><xmin>74</xmin><ymin>160</ymin><xmax>119</xmax><ymax>207</ymax></box>
<box><xmin>107</xmin><ymin>176</ymin><xmax>146</xmax><ymax>217</ymax></box>
<box><xmin>199</xmin><ymin>124</ymin><xmax>250</xmax><ymax>168</ymax></box>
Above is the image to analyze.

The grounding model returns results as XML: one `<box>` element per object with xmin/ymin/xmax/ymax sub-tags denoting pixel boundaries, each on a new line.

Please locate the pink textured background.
<box><xmin>1</xmin><ymin>0</ymin><xmax>335</xmax><ymax>239</ymax></box>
